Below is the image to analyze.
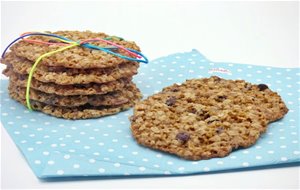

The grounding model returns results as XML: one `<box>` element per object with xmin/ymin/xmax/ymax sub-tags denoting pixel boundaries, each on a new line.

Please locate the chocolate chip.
<box><xmin>48</xmin><ymin>39</ymin><xmax>59</xmax><ymax>43</ymax></box>
<box><xmin>257</xmin><ymin>84</ymin><xmax>268</xmax><ymax>91</ymax></box>
<box><xmin>171</xmin><ymin>87</ymin><xmax>179</xmax><ymax>92</ymax></box>
<box><xmin>216</xmin><ymin>95</ymin><xmax>227</xmax><ymax>102</ymax></box>
<box><xmin>19</xmin><ymin>75</ymin><xmax>27</xmax><ymax>81</ymax></box>
<box><xmin>216</xmin><ymin>127</ymin><xmax>224</xmax><ymax>134</ymax></box>
<box><xmin>176</xmin><ymin>132</ymin><xmax>190</xmax><ymax>143</ymax></box>
<box><xmin>166</xmin><ymin>96</ymin><xmax>176</xmax><ymax>106</ymax></box>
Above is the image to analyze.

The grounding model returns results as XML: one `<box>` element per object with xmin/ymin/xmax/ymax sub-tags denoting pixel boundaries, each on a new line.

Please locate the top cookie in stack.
<box><xmin>1</xmin><ymin>31</ymin><xmax>145</xmax><ymax>119</ymax></box>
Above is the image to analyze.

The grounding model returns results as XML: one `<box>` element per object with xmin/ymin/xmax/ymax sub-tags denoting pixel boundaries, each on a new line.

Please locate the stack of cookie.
<box><xmin>2</xmin><ymin>31</ymin><xmax>143</xmax><ymax>119</ymax></box>
<box><xmin>130</xmin><ymin>76</ymin><xmax>288</xmax><ymax>160</ymax></box>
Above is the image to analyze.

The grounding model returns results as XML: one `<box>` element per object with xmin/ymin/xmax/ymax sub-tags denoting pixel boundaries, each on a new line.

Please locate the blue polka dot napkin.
<box><xmin>1</xmin><ymin>49</ymin><xmax>299</xmax><ymax>178</ymax></box>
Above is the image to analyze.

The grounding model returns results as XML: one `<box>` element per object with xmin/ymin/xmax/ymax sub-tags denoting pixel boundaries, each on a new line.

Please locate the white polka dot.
<box><xmin>114</xmin><ymin>163</ymin><xmax>121</xmax><ymax>167</ymax></box>
<box><xmin>2</xmin><ymin>112</ymin><xmax>8</xmax><ymax>116</ymax></box>
<box><xmin>164</xmin><ymin>171</ymin><xmax>171</xmax><ymax>175</ymax></box>
<box><xmin>60</xmin><ymin>143</ymin><xmax>66</xmax><ymax>147</ymax></box>
<box><xmin>256</xmin><ymin>70</ymin><xmax>262</xmax><ymax>73</ymax></box>
<box><xmin>44</xmin><ymin>135</ymin><xmax>50</xmax><ymax>138</ymax></box>
<box><xmin>122</xmin><ymin>144</ymin><xmax>128</xmax><ymax>148</ymax></box>
<box><xmin>68</xmin><ymin>149</ymin><xmax>76</xmax><ymax>152</ymax></box>
<box><xmin>192</xmin><ymin>161</ymin><xmax>199</xmax><ymax>165</ymax></box>
<box><xmin>93</xmin><ymin>152</ymin><xmax>100</xmax><ymax>156</ymax></box>
<box><xmin>84</xmin><ymin>146</ymin><xmax>90</xmax><ymax>149</ymax></box>
<box><xmin>268</xmin><ymin>150</ymin><xmax>274</xmax><ymax>154</ymax></box>
<box><xmin>230</xmin><ymin>156</ymin><xmax>236</xmax><ymax>159</ymax></box>
<box><xmin>203</xmin><ymin>167</ymin><xmax>210</xmax><ymax>171</ymax></box>
<box><xmin>14</xmin><ymin>131</ymin><xmax>20</xmax><ymax>135</ymax></box>
<box><xmin>74</xmin><ymin>140</ymin><xmax>80</xmax><ymax>143</ymax></box>
<box><xmin>280</xmin><ymin>145</ymin><xmax>287</xmax><ymax>149</ymax></box>
<box><xmin>35</xmin><ymin>141</ymin><xmax>43</xmax><ymax>144</ymax></box>
<box><xmin>156</xmin><ymin>154</ymin><xmax>162</xmax><ymax>158</ymax></box>
<box><xmin>21</xmin><ymin>140</ymin><xmax>27</xmax><ymax>144</ymax></box>
<box><xmin>43</xmin><ymin>151</ymin><xmax>50</xmax><ymax>156</ymax></box>
<box><xmin>65</xmin><ymin>134</ymin><xmax>72</xmax><ymax>138</ymax></box>
<box><xmin>108</xmin><ymin>148</ymin><xmax>114</xmax><ymax>152</ymax></box>
<box><xmin>37</xmin><ymin>128</ymin><xmax>43</xmax><ymax>131</ymax></box>
<box><xmin>51</xmin><ymin>130</ymin><xmax>57</xmax><ymax>133</ymax></box>
<box><xmin>242</xmin><ymin>162</ymin><xmax>249</xmax><ymax>167</ymax></box>
<box><xmin>132</xmin><ymin>151</ymin><xmax>138</xmax><ymax>155</ymax></box>
<box><xmin>118</xmin><ymin>155</ymin><xmax>124</xmax><ymax>159</ymax></box>
<box><xmin>291</xmin><ymin>132</ymin><xmax>297</xmax><ymax>135</ymax></box>
<box><xmin>44</xmin><ymin>122</ymin><xmax>50</xmax><ymax>125</ymax></box>
<box><xmin>128</xmin><ymin>161</ymin><xmax>135</xmax><ymax>164</ymax></box>
<box><xmin>30</xmin><ymin>119</ymin><xmax>36</xmax><ymax>122</ymax></box>
<box><xmin>56</xmin><ymin>170</ymin><xmax>64</xmax><ymax>175</ymax></box>
<box><xmin>292</xmin><ymin>140</ymin><xmax>298</xmax><ymax>144</ymax></box>
<box><xmin>80</xmin><ymin>132</ymin><xmax>86</xmax><ymax>135</ymax></box>
<box><xmin>7</xmin><ymin>121</ymin><xmax>14</xmax><ymax>125</ymax></box>
<box><xmin>89</xmin><ymin>159</ymin><xmax>96</xmax><ymax>163</ymax></box>
<box><xmin>51</xmin><ymin>144</ymin><xmax>57</xmax><ymax>148</ymax></box>
<box><xmin>279</xmin><ymin>136</ymin><xmax>286</xmax><ymax>140</ymax></box>
<box><xmin>167</xmin><ymin>161</ymin><xmax>173</xmax><ymax>165</ymax></box>
<box><xmin>64</xmin><ymin>154</ymin><xmax>71</xmax><ymax>159</ymax></box>
<box><xmin>153</xmin><ymin>164</ymin><xmax>160</xmax><ymax>168</ymax></box>
<box><xmin>29</xmin><ymin>134</ymin><xmax>35</xmax><ymax>137</ymax></box>
<box><xmin>98</xmin><ymin>142</ymin><xmax>104</xmax><ymax>146</ymax></box>
<box><xmin>27</xmin><ymin>147</ymin><xmax>34</xmax><ymax>151</ymax></box>
<box><xmin>34</xmin><ymin>160</ymin><xmax>41</xmax><ymax>164</ymax></box>
<box><xmin>281</xmin><ymin>157</ymin><xmax>288</xmax><ymax>161</ymax></box>
<box><xmin>73</xmin><ymin>164</ymin><xmax>80</xmax><ymax>169</ymax></box>
<box><xmin>217</xmin><ymin>161</ymin><xmax>223</xmax><ymax>165</ymax></box>
<box><xmin>139</xmin><ymin>167</ymin><xmax>146</xmax><ymax>171</ymax></box>
<box><xmin>293</xmin><ymin>151</ymin><xmax>300</xmax><ymax>155</ymax></box>
<box><xmin>98</xmin><ymin>168</ymin><xmax>105</xmax><ymax>173</ymax></box>
<box><xmin>112</xmin><ymin>139</ymin><xmax>118</xmax><ymax>142</ymax></box>
<box><xmin>178</xmin><ymin>167</ymin><xmax>185</xmax><ymax>171</ymax></box>
<box><xmin>104</xmin><ymin>157</ymin><xmax>110</xmax><ymax>161</ymax></box>
<box><xmin>48</xmin><ymin>160</ymin><xmax>55</xmax><ymax>165</ymax></box>
<box><xmin>267</xmin><ymin>141</ymin><xmax>274</xmax><ymax>144</ymax></box>
<box><xmin>256</xmin><ymin>156</ymin><xmax>262</xmax><ymax>160</ymax></box>
<box><xmin>237</xmin><ymin>69</ymin><xmax>243</xmax><ymax>72</ymax></box>
<box><xmin>243</xmin><ymin>150</ymin><xmax>249</xmax><ymax>154</ymax></box>
<box><xmin>142</xmin><ymin>158</ymin><xmax>148</xmax><ymax>162</ymax></box>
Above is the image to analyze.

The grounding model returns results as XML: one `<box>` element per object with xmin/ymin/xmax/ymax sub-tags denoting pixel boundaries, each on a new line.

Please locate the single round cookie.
<box><xmin>130</xmin><ymin>76</ymin><xmax>288</xmax><ymax>160</ymax></box>
<box><xmin>9</xmin><ymin>86</ymin><xmax>141</xmax><ymax>120</ymax></box>
<box><xmin>3</xmin><ymin>53</ymin><xmax>139</xmax><ymax>85</ymax></box>
<box><xmin>5</xmin><ymin>70</ymin><xmax>131</xmax><ymax>96</ymax></box>
<box><xmin>8</xmin><ymin>82</ymin><xmax>141</xmax><ymax>107</ymax></box>
<box><xmin>10</xmin><ymin>30</ymin><xmax>141</xmax><ymax>69</ymax></box>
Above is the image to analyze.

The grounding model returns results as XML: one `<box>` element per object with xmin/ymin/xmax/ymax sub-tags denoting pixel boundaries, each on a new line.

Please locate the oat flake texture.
<box><xmin>1</xmin><ymin>49</ymin><xmax>299</xmax><ymax>178</ymax></box>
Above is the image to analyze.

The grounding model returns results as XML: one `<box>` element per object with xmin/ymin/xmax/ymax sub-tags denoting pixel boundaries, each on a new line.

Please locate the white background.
<box><xmin>1</xmin><ymin>1</ymin><xmax>299</xmax><ymax>189</ymax></box>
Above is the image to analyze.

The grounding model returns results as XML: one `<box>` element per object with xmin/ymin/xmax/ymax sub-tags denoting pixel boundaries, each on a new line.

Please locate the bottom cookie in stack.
<box><xmin>5</xmin><ymin>70</ymin><xmax>142</xmax><ymax>119</ymax></box>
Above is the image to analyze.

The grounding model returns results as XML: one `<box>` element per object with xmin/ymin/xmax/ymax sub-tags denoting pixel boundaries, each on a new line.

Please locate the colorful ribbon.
<box><xmin>2</xmin><ymin>32</ymin><xmax>149</xmax><ymax>110</ymax></box>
